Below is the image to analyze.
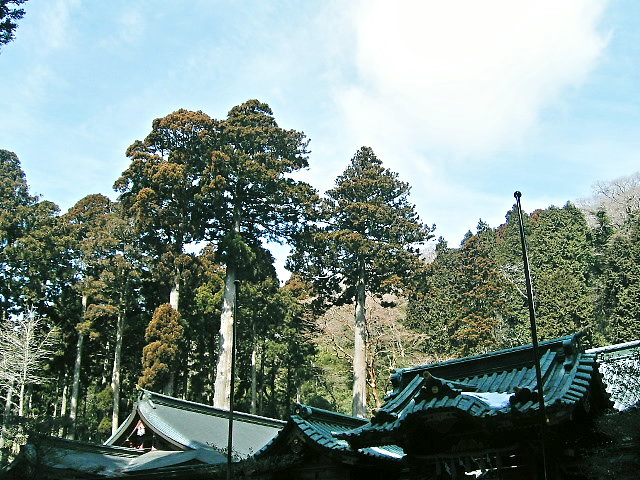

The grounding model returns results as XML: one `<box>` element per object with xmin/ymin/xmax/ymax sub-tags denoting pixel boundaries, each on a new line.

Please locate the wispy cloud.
<box><xmin>99</xmin><ymin>7</ymin><xmax>146</xmax><ymax>49</ymax></box>
<box><xmin>38</xmin><ymin>0</ymin><xmax>81</xmax><ymax>52</ymax></box>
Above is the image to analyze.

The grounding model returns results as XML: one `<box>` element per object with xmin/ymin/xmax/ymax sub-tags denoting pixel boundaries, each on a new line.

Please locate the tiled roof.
<box><xmin>256</xmin><ymin>404</ymin><xmax>404</xmax><ymax>461</ymax></box>
<box><xmin>339</xmin><ymin>333</ymin><xmax>611</xmax><ymax>448</ymax></box>
<box><xmin>587</xmin><ymin>339</ymin><xmax>640</xmax><ymax>410</ymax></box>
<box><xmin>105</xmin><ymin>389</ymin><xmax>285</xmax><ymax>458</ymax></box>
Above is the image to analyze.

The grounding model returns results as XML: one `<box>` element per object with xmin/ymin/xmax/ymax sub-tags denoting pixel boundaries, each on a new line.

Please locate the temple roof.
<box><xmin>339</xmin><ymin>333</ymin><xmax>611</xmax><ymax>449</ymax></box>
<box><xmin>2</xmin><ymin>436</ymin><xmax>225</xmax><ymax>479</ymax></box>
<box><xmin>255</xmin><ymin>403</ymin><xmax>404</xmax><ymax>462</ymax></box>
<box><xmin>587</xmin><ymin>339</ymin><xmax>640</xmax><ymax>410</ymax></box>
<box><xmin>105</xmin><ymin>389</ymin><xmax>286</xmax><ymax>458</ymax></box>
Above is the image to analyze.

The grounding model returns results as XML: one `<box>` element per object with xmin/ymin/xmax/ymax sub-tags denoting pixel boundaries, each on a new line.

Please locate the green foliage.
<box><xmin>138</xmin><ymin>304</ymin><xmax>185</xmax><ymax>391</ymax></box>
<box><xmin>289</xmin><ymin>146</ymin><xmax>433</xmax><ymax>308</ymax></box>
<box><xmin>200</xmin><ymin>99</ymin><xmax>316</xmax><ymax>265</ymax></box>
<box><xmin>527</xmin><ymin>204</ymin><xmax>596</xmax><ymax>343</ymax></box>
<box><xmin>71</xmin><ymin>385</ymin><xmax>115</xmax><ymax>443</ymax></box>
<box><xmin>408</xmin><ymin>201</ymin><xmax>631</xmax><ymax>359</ymax></box>
<box><xmin>597</xmin><ymin>217</ymin><xmax>640</xmax><ymax>344</ymax></box>
<box><xmin>4</xmin><ymin>101</ymin><xmax>640</xmax><ymax>452</ymax></box>
<box><xmin>0</xmin><ymin>0</ymin><xmax>27</xmax><ymax>49</ymax></box>
<box><xmin>405</xmin><ymin>239</ymin><xmax>458</xmax><ymax>359</ymax></box>
<box><xmin>0</xmin><ymin>150</ymin><xmax>70</xmax><ymax>317</ymax></box>
<box><xmin>289</xmin><ymin>148</ymin><xmax>432</xmax><ymax>415</ymax></box>
<box><xmin>450</xmin><ymin>229</ymin><xmax>510</xmax><ymax>355</ymax></box>
<box><xmin>115</xmin><ymin>109</ymin><xmax>216</xmax><ymax>254</ymax></box>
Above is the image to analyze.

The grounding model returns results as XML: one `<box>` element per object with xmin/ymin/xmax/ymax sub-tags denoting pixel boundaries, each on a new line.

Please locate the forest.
<box><xmin>1</xmin><ymin>100</ymin><xmax>640</xmax><ymax>461</ymax></box>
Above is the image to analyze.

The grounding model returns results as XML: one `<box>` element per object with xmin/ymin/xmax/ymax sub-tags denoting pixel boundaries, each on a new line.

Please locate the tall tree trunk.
<box><xmin>352</xmin><ymin>263</ymin><xmax>368</xmax><ymax>418</ymax></box>
<box><xmin>258</xmin><ymin>348</ymin><xmax>265</xmax><ymax>415</ymax></box>
<box><xmin>18</xmin><ymin>314</ymin><xmax>34</xmax><ymax>418</ymax></box>
<box><xmin>27</xmin><ymin>384</ymin><xmax>33</xmax><ymax>415</ymax></box>
<box><xmin>68</xmin><ymin>332</ymin><xmax>84</xmax><ymax>439</ymax></box>
<box><xmin>111</xmin><ymin>305</ymin><xmax>125</xmax><ymax>435</ymax></box>
<box><xmin>163</xmin><ymin>373</ymin><xmax>176</xmax><ymax>397</ymax></box>
<box><xmin>213</xmin><ymin>265</ymin><xmax>236</xmax><ymax>409</ymax></box>
<box><xmin>250</xmin><ymin>342</ymin><xmax>258</xmax><ymax>414</ymax></box>
<box><xmin>4</xmin><ymin>382</ymin><xmax>13</xmax><ymax>420</ymax></box>
<box><xmin>59</xmin><ymin>376</ymin><xmax>68</xmax><ymax>437</ymax></box>
<box><xmin>69</xmin><ymin>294</ymin><xmax>87</xmax><ymax>440</ymax></box>
<box><xmin>368</xmin><ymin>360</ymin><xmax>383</xmax><ymax>409</ymax></box>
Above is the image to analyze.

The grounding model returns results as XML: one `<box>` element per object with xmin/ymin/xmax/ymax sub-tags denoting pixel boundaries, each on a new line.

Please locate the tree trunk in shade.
<box><xmin>111</xmin><ymin>303</ymin><xmax>125</xmax><ymax>435</ymax></box>
<box><xmin>352</xmin><ymin>263</ymin><xmax>368</xmax><ymax>418</ymax></box>
<box><xmin>68</xmin><ymin>294</ymin><xmax>87</xmax><ymax>440</ymax></box>
<box><xmin>58</xmin><ymin>377</ymin><xmax>68</xmax><ymax>437</ymax></box>
<box><xmin>250</xmin><ymin>342</ymin><xmax>258</xmax><ymax>414</ymax></box>
<box><xmin>213</xmin><ymin>265</ymin><xmax>236</xmax><ymax>409</ymax></box>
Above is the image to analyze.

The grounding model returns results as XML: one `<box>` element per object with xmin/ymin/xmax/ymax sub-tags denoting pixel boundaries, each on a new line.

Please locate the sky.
<box><xmin>1</xmin><ymin>0</ymin><xmax>639</xmax><ymax>278</ymax></box>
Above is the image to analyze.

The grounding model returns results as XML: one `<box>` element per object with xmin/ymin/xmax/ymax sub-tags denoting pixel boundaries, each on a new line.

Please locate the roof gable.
<box><xmin>106</xmin><ymin>390</ymin><xmax>285</xmax><ymax>458</ymax></box>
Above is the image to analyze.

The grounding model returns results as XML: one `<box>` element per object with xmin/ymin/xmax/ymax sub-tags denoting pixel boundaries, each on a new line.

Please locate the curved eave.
<box><xmin>104</xmin><ymin>407</ymin><xmax>140</xmax><ymax>446</ymax></box>
<box><xmin>256</xmin><ymin>413</ymin><xmax>403</xmax><ymax>463</ymax></box>
<box><xmin>341</xmin><ymin>351</ymin><xmax>610</xmax><ymax>449</ymax></box>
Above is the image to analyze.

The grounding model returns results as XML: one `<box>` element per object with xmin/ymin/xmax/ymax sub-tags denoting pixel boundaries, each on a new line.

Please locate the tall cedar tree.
<box><xmin>289</xmin><ymin>147</ymin><xmax>432</xmax><ymax>417</ymax></box>
<box><xmin>63</xmin><ymin>194</ymin><xmax>118</xmax><ymax>439</ymax></box>
<box><xmin>66</xmin><ymin>196</ymin><xmax>143</xmax><ymax>434</ymax></box>
<box><xmin>115</xmin><ymin>110</ymin><xmax>216</xmax><ymax>396</ymax></box>
<box><xmin>0</xmin><ymin>149</ymin><xmax>34</xmax><ymax>315</ymax></box>
<box><xmin>202</xmin><ymin>100</ymin><xmax>314</xmax><ymax>409</ymax></box>
<box><xmin>115</xmin><ymin>101</ymin><xmax>314</xmax><ymax>408</ymax></box>
<box><xmin>0</xmin><ymin>150</ymin><xmax>68</xmax><ymax>317</ymax></box>
<box><xmin>203</xmin><ymin>100</ymin><xmax>313</xmax><ymax>408</ymax></box>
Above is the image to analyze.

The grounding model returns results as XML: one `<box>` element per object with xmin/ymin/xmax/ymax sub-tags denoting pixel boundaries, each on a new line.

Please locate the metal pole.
<box><xmin>227</xmin><ymin>280</ymin><xmax>240</xmax><ymax>480</ymax></box>
<box><xmin>514</xmin><ymin>191</ymin><xmax>548</xmax><ymax>480</ymax></box>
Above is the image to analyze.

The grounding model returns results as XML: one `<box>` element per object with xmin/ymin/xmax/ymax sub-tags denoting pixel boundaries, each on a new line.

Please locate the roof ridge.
<box><xmin>399</xmin><ymin>334</ymin><xmax>581</xmax><ymax>374</ymax></box>
<box><xmin>292</xmin><ymin>403</ymin><xmax>368</xmax><ymax>427</ymax></box>
<box><xmin>139</xmin><ymin>389</ymin><xmax>286</xmax><ymax>427</ymax></box>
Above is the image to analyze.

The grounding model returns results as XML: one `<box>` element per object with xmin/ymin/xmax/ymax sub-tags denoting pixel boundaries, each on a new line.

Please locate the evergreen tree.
<box><xmin>0</xmin><ymin>150</ymin><xmax>69</xmax><ymax>317</ymax></box>
<box><xmin>289</xmin><ymin>146</ymin><xmax>432</xmax><ymax>417</ymax></box>
<box><xmin>138</xmin><ymin>304</ymin><xmax>185</xmax><ymax>393</ymax></box>
<box><xmin>450</xmin><ymin>224</ymin><xmax>510</xmax><ymax>355</ymax></box>
<box><xmin>202</xmin><ymin>100</ymin><xmax>314</xmax><ymax>410</ymax></box>
<box><xmin>527</xmin><ymin>204</ymin><xmax>596</xmax><ymax>343</ymax></box>
<box><xmin>115</xmin><ymin>110</ymin><xmax>216</xmax><ymax>313</ymax></box>
<box><xmin>598</xmin><ymin>214</ymin><xmax>640</xmax><ymax>344</ymax></box>
<box><xmin>405</xmin><ymin>238</ymin><xmax>460</xmax><ymax>360</ymax></box>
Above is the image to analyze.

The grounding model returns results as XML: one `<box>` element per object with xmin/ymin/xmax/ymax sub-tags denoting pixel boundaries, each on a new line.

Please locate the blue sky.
<box><xmin>1</xmin><ymin>0</ymin><xmax>639</xmax><ymax>276</ymax></box>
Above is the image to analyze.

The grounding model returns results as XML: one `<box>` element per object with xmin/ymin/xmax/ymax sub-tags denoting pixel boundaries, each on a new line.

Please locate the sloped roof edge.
<box><xmin>138</xmin><ymin>389</ymin><xmax>287</xmax><ymax>428</ymax></box>
<box><xmin>255</xmin><ymin>403</ymin><xmax>403</xmax><ymax>462</ymax></box>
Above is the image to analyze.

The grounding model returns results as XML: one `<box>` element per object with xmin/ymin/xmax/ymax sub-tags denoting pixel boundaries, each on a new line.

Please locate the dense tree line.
<box><xmin>406</xmin><ymin>189</ymin><xmax>640</xmax><ymax>359</ymax></box>
<box><xmin>1</xmin><ymin>103</ymin><xmax>640</xmax><ymax>460</ymax></box>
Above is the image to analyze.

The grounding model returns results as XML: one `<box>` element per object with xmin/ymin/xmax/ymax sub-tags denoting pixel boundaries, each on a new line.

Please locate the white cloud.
<box><xmin>338</xmin><ymin>0</ymin><xmax>609</xmax><ymax>160</ymax></box>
